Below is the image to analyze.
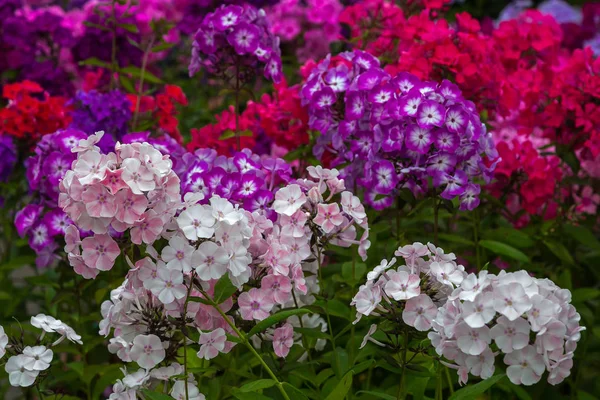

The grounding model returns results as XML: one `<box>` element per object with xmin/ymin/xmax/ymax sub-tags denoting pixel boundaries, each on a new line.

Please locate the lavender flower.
<box><xmin>301</xmin><ymin>50</ymin><xmax>499</xmax><ymax>211</ymax></box>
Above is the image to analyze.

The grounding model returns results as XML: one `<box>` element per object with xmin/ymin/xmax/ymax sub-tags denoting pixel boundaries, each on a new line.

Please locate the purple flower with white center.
<box><xmin>345</xmin><ymin>92</ymin><xmax>365</xmax><ymax>120</ymax></box>
<box><xmin>369</xmin><ymin>83</ymin><xmax>394</xmax><ymax>104</ymax></box>
<box><xmin>398</xmin><ymin>89</ymin><xmax>423</xmax><ymax>117</ymax></box>
<box><xmin>372</xmin><ymin>160</ymin><xmax>398</xmax><ymax>194</ymax></box>
<box><xmin>43</xmin><ymin>209</ymin><xmax>73</xmax><ymax>237</ymax></box>
<box><xmin>417</xmin><ymin>100</ymin><xmax>445</xmax><ymax>129</ymax></box>
<box><xmin>405</xmin><ymin>124</ymin><xmax>433</xmax><ymax>154</ymax></box>
<box><xmin>434</xmin><ymin>129</ymin><xmax>460</xmax><ymax>152</ymax></box>
<box><xmin>427</xmin><ymin>153</ymin><xmax>457</xmax><ymax>175</ymax></box>
<box><xmin>313</xmin><ymin>87</ymin><xmax>336</xmax><ymax>109</ymax></box>
<box><xmin>325</xmin><ymin>67</ymin><xmax>350</xmax><ymax>92</ymax></box>
<box><xmin>459</xmin><ymin>184</ymin><xmax>481</xmax><ymax>211</ymax></box>
<box><xmin>228</xmin><ymin>22</ymin><xmax>260</xmax><ymax>55</ymax></box>
<box><xmin>214</xmin><ymin>5</ymin><xmax>243</xmax><ymax>31</ymax></box>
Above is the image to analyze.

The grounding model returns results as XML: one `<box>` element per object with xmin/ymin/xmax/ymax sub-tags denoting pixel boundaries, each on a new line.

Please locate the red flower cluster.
<box><xmin>187</xmin><ymin>106</ymin><xmax>256</xmax><ymax>156</ymax></box>
<box><xmin>491</xmin><ymin>139</ymin><xmax>563</xmax><ymax>225</ymax></box>
<box><xmin>245</xmin><ymin>81</ymin><xmax>309</xmax><ymax>151</ymax></box>
<box><xmin>127</xmin><ymin>85</ymin><xmax>188</xmax><ymax>143</ymax></box>
<box><xmin>0</xmin><ymin>81</ymin><xmax>72</xmax><ymax>142</ymax></box>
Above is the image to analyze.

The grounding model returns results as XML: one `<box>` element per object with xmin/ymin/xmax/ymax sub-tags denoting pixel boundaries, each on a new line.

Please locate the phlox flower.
<box><xmin>273</xmin><ymin>323</ymin><xmax>294</xmax><ymax>358</ymax></box>
<box><xmin>493</xmin><ymin>282</ymin><xmax>533</xmax><ymax>321</ymax></box>
<box><xmin>504</xmin><ymin>345</ymin><xmax>545</xmax><ymax>386</ymax></box>
<box><xmin>238</xmin><ymin>288</ymin><xmax>274</xmax><ymax>321</ymax></box>
<box><xmin>461</xmin><ymin>293</ymin><xmax>495</xmax><ymax>328</ymax></box>
<box><xmin>21</xmin><ymin>346</ymin><xmax>53</xmax><ymax>372</ymax></box>
<box><xmin>129</xmin><ymin>334</ymin><xmax>165</xmax><ymax>369</ymax></box>
<box><xmin>161</xmin><ymin>235</ymin><xmax>195</xmax><ymax>272</ymax></box>
<box><xmin>384</xmin><ymin>270</ymin><xmax>420</xmax><ymax>301</ymax></box>
<box><xmin>273</xmin><ymin>184</ymin><xmax>306</xmax><ymax>216</ymax></box>
<box><xmin>171</xmin><ymin>380</ymin><xmax>206</xmax><ymax>400</ymax></box>
<box><xmin>114</xmin><ymin>190</ymin><xmax>148</xmax><ymax>225</ymax></box>
<box><xmin>314</xmin><ymin>203</ymin><xmax>344</xmax><ymax>233</ymax></box>
<box><xmin>177</xmin><ymin>204</ymin><xmax>216</xmax><ymax>240</ymax></box>
<box><xmin>402</xmin><ymin>294</ymin><xmax>437</xmax><ymax>332</ymax></box>
<box><xmin>144</xmin><ymin>268</ymin><xmax>187</xmax><ymax>305</ymax></box>
<box><xmin>192</xmin><ymin>241</ymin><xmax>229</xmax><ymax>280</ymax></box>
<box><xmin>197</xmin><ymin>328</ymin><xmax>227</xmax><ymax>360</ymax></box>
<box><xmin>454</xmin><ymin>322</ymin><xmax>491</xmax><ymax>356</ymax></box>
<box><xmin>5</xmin><ymin>355</ymin><xmax>39</xmax><ymax>387</ymax></box>
<box><xmin>490</xmin><ymin>316</ymin><xmax>530</xmax><ymax>353</ymax></box>
<box><xmin>261</xmin><ymin>274</ymin><xmax>292</xmax><ymax>304</ymax></box>
<box><xmin>81</xmin><ymin>234</ymin><xmax>120</xmax><ymax>271</ymax></box>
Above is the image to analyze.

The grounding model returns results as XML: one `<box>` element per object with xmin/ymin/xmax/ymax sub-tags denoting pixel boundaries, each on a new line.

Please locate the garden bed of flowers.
<box><xmin>0</xmin><ymin>0</ymin><xmax>599</xmax><ymax>399</ymax></box>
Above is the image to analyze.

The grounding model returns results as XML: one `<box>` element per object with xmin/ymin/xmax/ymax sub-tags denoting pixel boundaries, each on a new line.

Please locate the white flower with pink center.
<box><xmin>197</xmin><ymin>328</ymin><xmax>227</xmax><ymax>360</ymax></box>
<box><xmin>130</xmin><ymin>334</ymin><xmax>165</xmax><ymax>369</ymax></box>
<box><xmin>402</xmin><ymin>294</ymin><xmax>437</xmax><ymax>331</ymax></box>
<box><xmin>314</xmin><ymin>203</ymin><xmax>344</xmax><ymax>233</ymax></box>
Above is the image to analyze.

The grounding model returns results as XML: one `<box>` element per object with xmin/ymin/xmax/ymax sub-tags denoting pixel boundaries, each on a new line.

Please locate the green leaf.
<box><xmin>405</xmin><ymin>364</ymin><xmax>434</xmax><ymax>377</ymax></box>
<box><xmin>324</xmin><ymin>370</ymin><xmax>354</xmax><ymax>400</ymax></box>
<box><xmin>233</xmin><ymin>392</ymin><xmax>272</xmax><ymax>400</ymax></box>
<box><xmin>0</xmin><ymin>255</ymin><xmax>35</xmax><ymax>271</ymax></box>
<box><xmin>219</xmin><ymin>129</ymin><xmax>253</xmax><ymax>140</ymax></box>
<box><xmin>483</xmin><ymin>227</ymin><xmax>535</xmax><ymax>249</ymax></box>
<box><xmin>438</xmin><ymin>233</ymin><xmax>475</xmax><ymax>246</ymax></box>
<box><xmin>212</xmin><ymin>275</ymin><xmax>237</xmax><ymax>304</ymax></box>
<box><xmin>118</xmin><ymin>22</ymin><xmax>139</xmax><ymax>33</ymax></box>
<box><xmin>119</xmin><ymin>65</ymin><xmax>163</xmax><ymax>84</ymax></box>
<box><xmin>283</xmin><ymin>382</ymin><xmax>310</xmax><ymax>400</ymax></box>
<box><xmin>326</xmin><ymin>299</ymin><xmax>351</xmax><ymax>321</ymax></box>
<box><xmin>563</xmin><ymin>224</ymin><xmax>600</xmax><ymax>250</ymax></box>
<box><xmin>239</xmin><ymin>379</ymin><xmax>276</xmax><ymax>392</ymax></box>
<box><xmin>119</xmin><ymin>74</ymin><xmax>136</xmax><ymax>94</ymax></box>
<box><xmin>356</xmin><ymin>391</ymin><xmax>396</xmax><ymax>400</ymax></box>
<box><xmin>152</xmin><ymin>42</ymin><xmax>176</xmax><ymax>52</ymax></box>
<box><xmin>78</xmin><ymin>57</ymin><xmax>111</xmax><ymax>68</ymax></box>
<box><xmin>141</xmin><ymin>389</ymin><xmax>174</xmax><ymax>400</ymax></box>
<box><xmin>479</xmin><ymin>240</ymin><xmax>530</xmax><ymax>263</ymax></box>
<box><xmin>448</xmin><ymin>374</ymin><xmax>505</xmax><ymax>400</ymax></box>
<box><xmin>572</xmin><ymin>288</ymin><xmax>600</xmax><ymax>303</ymax></box>
<box><xmin>247</xmin><ymin>308</ymin><xmax>310</xmax><ymax>337</ymax></box>
<box><xmin>188</xmin><ymin>296</ymin><xmax>211</xmax><ymax>305</ymax></box>
<box><xmin>543</xmin><ymin>239</ymin><xmax>575</xmax><ymax>265</ymax></box>
<box><xmin>341</xmin><ymin>261</ymin><xmax>367</xmax><ymax>283</ymax></box>
<box><xmin>294</xmin><ymin>327</ymin><xmax>330</xmax><ymax>339</ymax></box>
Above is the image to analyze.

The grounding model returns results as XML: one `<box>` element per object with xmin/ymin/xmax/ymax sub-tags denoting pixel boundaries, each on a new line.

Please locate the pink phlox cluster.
<box><xmin>429</xmin><ymin>270</ymin><xmax>585</xmax><ymax>386</ymax></box>
<box><xmin>60</xmin><ymin>131</ymin><xmax>181</xmax><ymax>278</ymax></box>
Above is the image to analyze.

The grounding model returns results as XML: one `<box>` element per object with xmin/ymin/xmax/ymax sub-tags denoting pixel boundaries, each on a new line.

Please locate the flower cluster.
<box><xmin>245</xmin><ymin>80</ymin><xmax>310</xmax><ymax>152</ymax></box>
<box><xmin>1</xmin><ymin>314</ymin><xmax>81</xmax><ymax>388</ymax></box>
<box><xmin>490</xmin><ymin>138</ymin><xmax>563</xmax><ymax>225</ymax></box>
<box><xmin>352</xmin><ymin>242</ymin><xmax>465</xmax><ymax>327</ymax></box>
<box><xmin>0</xmin><ymin>4</ymin><xmax>79</xmax><ymax>95</ymax></box>
<box><xmin>189</xmin><ymin>4</ymin><xmax>283</xmax><ymax>84</ymax></box>
<box><xmin>430</xmin><ymin>270</ymin><xmax>585</xmax><ymax>386</ymax></box>
<box><xmin>302</xmin><ymin>50</ymin><xmax>498</xmax><ymax>210</ymax></box>
<box><xmin>60</xmin><ymin>131</ymin><xmax>181</xmax><ymax>277</ymax></box>
<box><xmin>126</xmin><ymin>85</ymin><xmax>188</xmax><ymax>143</ymax></box>
<box><xmin>69</xmin><ymin>90</ymin><xmax>132</xmax><ymax>152</ymax></box>
<box><xmin>266</xmin><ymin>0</ymin><xmax>342</xmax><ymax>62</ymax></box>
<box><xmin>0</xmin><ymin>81</ymin><xmax>72</xmax><ymax>143</ymax></box>
<box><xmin>187</xmin><ymin>107</ymin><xmax>258</xmax><ymax>156</ymax></box>
<box><xmin>92</xmin><ymin>164</ymin><xmax>369</xmax><ymax>396</ymax></box>
<box><xmin>15</xmin><ymin>129</ymin><xmax>88</xmax><ymax>268</ymax></box>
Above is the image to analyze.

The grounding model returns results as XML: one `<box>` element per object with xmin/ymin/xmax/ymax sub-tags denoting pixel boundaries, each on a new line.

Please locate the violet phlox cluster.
<box><xmin>430</xmin><ymin>270</ymin><xmax>585</xmax><ymax>386</ymax></box>
<box><xmin>351</xmin><ymin>242</ymin><xmax>465</xmax><ymax>327</ymax></box>
<box><xmin>15</xmin><ymin>128</ymin><xmax>88</xmax><ymax>268</ymax></box>
<box><xmin>301</xmin><ymin>50</ymin><xmax>499</xmax><ymax>211</ymax></box>
<box><xmin>179</xmin><ymin>148</ymin><xmax>293</xmax><ymax>218</ymax></box>
<box><xmin>189</xmin><ymin>4</ymin><xmax>283</xmax><ymax>84</ymax></box>
<box><xmin>1</xmin><ymin>314</ymin><xmax>81</xmax><ymax>388</ymax></box>
<box><xmin>69</xmin><ymin>89</ymin><xmax>132</xmax><ymax>151</ymax></box>
<box><xmin>60</xmin><ymin>131</ymin><xmax>181</xmax><ymax>278</ymax></box>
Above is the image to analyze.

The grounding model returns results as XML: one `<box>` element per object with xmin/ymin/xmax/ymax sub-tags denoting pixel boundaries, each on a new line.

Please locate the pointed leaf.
<box><xmin>247</xmin><ymin>308</ymin><xmax>310</xmax><ymax>337</ymax></box>
<box><xmin>324</xmin><ymin>370</ymin><xmax>354</xmax><ymax>400</ymax></box>
<box><xmin>239</xmin><ymin>379</ymin><xmax>276</xmax><ymax>392</ymax></box>
<box><xmin>448</xmin><ymin>374</ymin><xmax>505</xmax><ymax>400</ymax></box>
<box><xmin>479</xmin><ymin>240</ymin><xmax>529</xmax><ymax>263</ymax></box>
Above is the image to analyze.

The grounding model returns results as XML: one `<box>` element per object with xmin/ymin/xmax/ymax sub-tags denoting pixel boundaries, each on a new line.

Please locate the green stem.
<box><xmin>316</xmin><ymin>247</ymin><xmax>340</xmax><ymax>377</ymax></box>
<box><xmin>109</xmin><ymin>0</ymin><xmax>118</xmax><ymax>90</ymax></box>
<box><xmin>36</xmin><ymin>384</ymin><xmax>44</xmax><ymax>400</ymax></box>
<box><xmin>444</xmin><ymin>366</ymin><xmax>454</xmax><ymax>395</ymax></box>
<box><xmin>435</xmin><ymin>362</ymin><xmax>443</xmax><ymax>400</ymax></box>
<box><xmin>397</xmin><ymin>330</ymin><xmax>408</xmax><ymax>400</ymax></box>
<box><xmin>433</xmin><ymin>197</ymin><xmax>440</xmax><ymax>246</ymax></box>
<box><xmin>181</xmin><ymin>273</ymin><xmax>195</xmax><ymax>400</ymax></box>
<box><xmin>234</xmin><ymin>63</ymin><xmax>241</xmax><ymax>151</ymax></box>
<box><xmin>474</xmin><ymin>209</ymin><xmax>482</xmax><ymax>270</ymax></box>
<box><xmin>203</xmin><ymin>291</ymin><xmax>291</xmax><ymax>400</ymax></box>
<box><xmin>132</xmin><ymin>35</ymin><xmax>156</xmax><ymax>132</ymax></box>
